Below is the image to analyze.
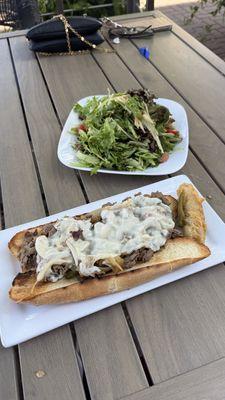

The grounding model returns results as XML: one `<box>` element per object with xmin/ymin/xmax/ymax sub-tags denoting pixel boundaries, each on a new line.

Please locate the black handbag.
<box><xmin>29</xmin><ymin>32</ymin><xmax>104</xmax><ymax>53</ymax></box>
<box><xmin>26</xmin><ymin>16</ymin><xmax>102</xmax><ymax>41</ymax></box>
<box><xmin>26</xmin><ymin>14</ymin><xmax>108</xmax><ymax>55</ymax></box>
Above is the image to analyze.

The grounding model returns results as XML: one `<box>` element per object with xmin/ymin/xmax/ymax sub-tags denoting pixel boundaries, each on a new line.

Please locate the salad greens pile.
<box><xmin>71</xmin><ymin>89</ymin><xmax>181</xmax><ymax>174</ymax></box>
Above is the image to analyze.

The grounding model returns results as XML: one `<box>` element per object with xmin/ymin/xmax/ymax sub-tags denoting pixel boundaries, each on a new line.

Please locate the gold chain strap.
<box><xmin>39</xmin><ymin>14</ymin><xmax>113</xmax><ymax>56</ymax></box>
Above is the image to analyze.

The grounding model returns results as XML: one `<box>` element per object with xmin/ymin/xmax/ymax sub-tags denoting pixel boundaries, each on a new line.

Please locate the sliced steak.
<box><xmin>19</xmin><ymin>233</ymin><xmax>38</xmax><ymax>272</ymax></box>
<box><xmin>123</xmin><ymin>247</ymin><xmax>154</xmax><ymax>269</ymax></box>
<box><xmin>137</xmin><ymin>248</ymin><xmax>154</xmax><ymax>263</ymax></box>
<box><xmin>148</xmin><ymin>191</ymin><xmax>170</xmax><ymax>206</ymax></box>
<box><xmin>123</xmin><ymin>251</ymin><xmax>139</xmax><ymax>269</ymax></box>
<box><xmin>41</xmin><ymin>224</ymin><xmax>57</xmax><ymax>237</ymax></box>
<box><xmin>19</xmin><ymin>224</ymin><xmax>56</xmax><ymax>272</ymax></box>
<box><xmin>21</xmin><ymin>253</ymin><xmax>37</xmax><ymax>272</ymax></box>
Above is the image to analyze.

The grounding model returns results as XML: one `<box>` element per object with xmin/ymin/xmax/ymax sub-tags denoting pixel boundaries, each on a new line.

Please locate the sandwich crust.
<box><xmin>8</xmin><ymin>189</ymin><xmax>210</xmax><ymax>305</ymax></box>
<box><xmin>9</xmin><ymin>238</ymin><xmax>210</xmax><ymax>304</ymax></box>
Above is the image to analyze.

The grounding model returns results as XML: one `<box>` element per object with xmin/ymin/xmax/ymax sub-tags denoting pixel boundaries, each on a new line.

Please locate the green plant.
<box><xmin>38</xmin><ymin>0</ymin><xmax>55</xmax><ymax>14</ymax></box>
<box><xmin>38</xmin><ymin>0</ymin><xmax>125</xmax><ymax>17</ymax></box>
<box><xmin>188</xmin><ymin>0</ymin><xmax>225</xmax><ymax>21</ymax></box>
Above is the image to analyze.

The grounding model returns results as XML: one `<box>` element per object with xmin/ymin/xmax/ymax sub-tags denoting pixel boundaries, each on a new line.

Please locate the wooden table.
<box><xmin>1</xmin><ymin>10</ymin><xmax>225</xmax><ymax>400</ymax></box>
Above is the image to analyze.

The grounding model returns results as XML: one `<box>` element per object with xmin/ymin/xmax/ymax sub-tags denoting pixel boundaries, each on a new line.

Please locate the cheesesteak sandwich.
<box><xmin>9</xmin><ymin>183</ymin><xmax>210</xmax><ymax>305</ymax></box>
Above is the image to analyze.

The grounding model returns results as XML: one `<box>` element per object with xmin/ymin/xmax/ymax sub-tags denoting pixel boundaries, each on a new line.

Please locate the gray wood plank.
<box><xmin>119</xmin><ymin>357</ymin><xmax>225</xmax><ymax>400</ymax></box>
<box><xmin>0</xmin><ymin>39</ymin><xmax>45</xmax><ymax>227</ymax></box>
<box><xmin>155</xmin><ymin>10</ymin><xmax>225</xmax><ymax>76</ymax></box>
<box><xmin>80</xmin><ymin>172</ymin><xmax>161</xmax><ymax>202</ymax></box>
<box><xmin>19</xmin><ymin>326</ymin><xmax>85</xmax><ymax>400</ymax></box>
<box><xmin>105</xmin><ymin>37</ymin><xmax>225</xmax><ymax>196</ymax></box>
<box><xmin>126</xmin><ymin>264</ymin><xmax>225</xmax><ymax>383</ymax></box>
<box><xmin>0</xmin><ymin>345</ymin><xmax>19</xmax><ymax>400</ymax></box>
<box><xmin>92</xmin><ymin>50</ymin><xmax>140</xmax><ymax>92</ymax></box>
<box><xmin>10</xmin><ymin>36</ymin><xmax>85</xmax><ymax>214</ymax></box>
<box><xmin>37</xmin><ymin>52</ymin><xmax>112</xmax><ymax>125</ymax></box>
<box><xmin>38</xmin><ymin>52</ymin><xmax>149</xmax><ymax>399</ymax></box>
<box><xmin>75</xmin><ymin>305</ymin><xmax>148</xmax><ymax>400</ymax></box>
<box><xmin>130</xmin><ymin>24</ymin><xmax>225</xmax><ymax>142</ymax></box>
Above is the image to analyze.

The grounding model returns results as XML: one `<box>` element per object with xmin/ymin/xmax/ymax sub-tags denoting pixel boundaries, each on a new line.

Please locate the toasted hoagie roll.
<box><xmin>9</xmin><ymin>186</ymin><xmax>210</xmax><ymax>305</ymax></box>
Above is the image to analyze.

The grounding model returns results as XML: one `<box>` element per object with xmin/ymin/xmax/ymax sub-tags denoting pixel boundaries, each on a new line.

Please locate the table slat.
<box><xmin>75</xmin><ymin>305</ymin><xmax>148</xmax><ymax>400</ymax></box>
<box><xmin>9</xmin><ymin>36</ymin><xmax>85</xmax><ymax>214</ymax></box>
<box><xmin>0</xmin><ymin>345</ymin><xmax>19</xmax><ymax>400</ymax></box>
<box><xmin>131</xmin><ymin>25</ymin><xmax>225</xmax><ymax>142</ymax></box>
<box><xmin>155</xmin><ymin>10</ymin><xmax>225</xmax><ymax>77</ymax></box>
<box><xmin>0</xmin><ymin>39</ymin><xmax>45</xmax><ymax>227</ymax></box>
<box><xmin>93</xmin><ymin>49</ymin><xmax>140</xmax><ymax>91</ymax></box>
<box><xmin>37</xmin><ymin>53</ymin><xmax>112</xmax><ymax>125</ymax></box>
<box><xmin>119</xmin><ymin>357</ymin><xmax>225</xmax><ymax>400</ymax></box>
<box><xmin>126</xmin><ymin>264</ymin><xmax>225</xmax><ymax>383</ymax></box>
<box><xmin>19</xmin><ymin>326</ymin><xmax>85</xmax><ymax>400</ymax></box>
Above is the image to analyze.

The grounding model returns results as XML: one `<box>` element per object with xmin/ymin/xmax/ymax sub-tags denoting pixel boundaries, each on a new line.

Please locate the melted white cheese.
<box><xmin>35</xmin><ymin>196</ymin><xmax>175</xmax><ymax>282</ymax></box>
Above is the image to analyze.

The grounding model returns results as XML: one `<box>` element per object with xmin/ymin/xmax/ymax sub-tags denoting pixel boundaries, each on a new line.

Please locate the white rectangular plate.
<box><xmin>1</xmin><ymin>175</ymin><xmax>225</xmax><ymax>347</ymax></box>
<box><xmin>57</xmin><ymin>96</ymin><xmax>189</xmax><ymax>175</ymax></box>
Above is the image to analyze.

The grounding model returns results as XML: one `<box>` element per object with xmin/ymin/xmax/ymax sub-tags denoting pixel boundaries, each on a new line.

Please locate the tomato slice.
<box><xmin>166</xmin><ymin>129</ymin><xmax>178</xmax><ymax>135</ymax></box>
<box><xmin>78</xmin><ymin>124</ymin><xmax>87</xmax><ymax>132</ymax></box>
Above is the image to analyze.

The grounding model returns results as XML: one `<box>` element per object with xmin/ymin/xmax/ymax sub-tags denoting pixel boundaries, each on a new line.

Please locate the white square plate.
<box><xmin>1</xmin><ymin>175</ymin><xmax>225</xmax><ymax>348</ymax></box>
<box><xmin>57</xmin><ymin>96</ymin><xmax>189</xmax><ymax>175</ymax></box>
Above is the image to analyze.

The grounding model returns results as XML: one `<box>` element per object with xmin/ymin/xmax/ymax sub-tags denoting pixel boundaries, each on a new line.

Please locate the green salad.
<box><xmin>71</xmin><ymin>89</ymin><xmax>182</xmax><ymax>174</ymax></box>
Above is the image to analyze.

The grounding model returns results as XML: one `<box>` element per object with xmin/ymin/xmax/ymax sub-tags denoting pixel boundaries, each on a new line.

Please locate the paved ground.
<box><xmin>156</xmin><ymin>0</ymin><xmax>225</xmax><ymax>60</ymax></box>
